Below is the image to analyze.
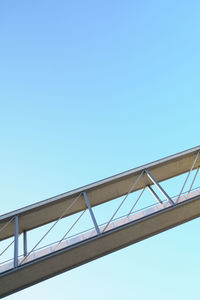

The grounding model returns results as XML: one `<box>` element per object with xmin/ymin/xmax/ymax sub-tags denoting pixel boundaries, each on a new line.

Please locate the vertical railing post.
<box><xmin>23</xmin><ymin>231</ymin><xmax>27</xmax><ymax>257</ymax></box>
<box><xmin>14</xmin><ymin>215</ymin><xmax>19</xmax><ymax>268</ymax></box>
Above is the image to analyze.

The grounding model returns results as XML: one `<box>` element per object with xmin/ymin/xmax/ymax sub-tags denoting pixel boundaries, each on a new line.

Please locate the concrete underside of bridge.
<box><xmin>1</xmin><ymin>193</ymin><xmax>200</xmax><ymax>298</ymax></box>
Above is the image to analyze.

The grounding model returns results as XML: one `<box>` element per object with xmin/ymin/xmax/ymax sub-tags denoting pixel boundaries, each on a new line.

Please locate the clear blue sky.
<box><xmin>0</xmin><ymin>1</ymin><xmax>200</xmax><ymax>299</ymax></box>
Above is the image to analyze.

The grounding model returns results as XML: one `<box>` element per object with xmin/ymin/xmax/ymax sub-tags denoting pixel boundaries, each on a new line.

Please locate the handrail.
<box><xmin>0</xmin><ymin>186</ymin><xmax>200</xmax><ymax>271</ymax></box>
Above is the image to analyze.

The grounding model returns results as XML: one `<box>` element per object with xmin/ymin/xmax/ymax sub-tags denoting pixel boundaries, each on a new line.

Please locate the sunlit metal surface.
<box><xmin>0</xmin><ymin>146</ymin><xmax>200</xmax><ymax>298</ymax></box>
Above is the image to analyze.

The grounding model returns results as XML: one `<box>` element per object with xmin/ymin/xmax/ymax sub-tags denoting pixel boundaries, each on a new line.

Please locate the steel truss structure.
<box><xmin>0</xmin><ymin>146</ymin><xmax>200</xmax><ymax>298</ymax></box>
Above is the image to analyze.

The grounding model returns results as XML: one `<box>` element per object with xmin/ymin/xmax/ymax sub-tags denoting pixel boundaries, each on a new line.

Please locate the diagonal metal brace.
<box><xmin>83</xmin><ymin>192</ymin><xmax>101</xmax><ymax>235</ymax></box>
<box><xmin>147</xmin><ymin>185</ymin><xmax>163</xmax><ymax>204</ymax></box>
<box><xmin>145</xmin><ymin>169</ymin><xmax>175</xmax><ymax>206</ymax></box>
<box><xmin>177</xmin><ymin>151</ymin><xmax>200</xmax><ymax>203</ymax></box>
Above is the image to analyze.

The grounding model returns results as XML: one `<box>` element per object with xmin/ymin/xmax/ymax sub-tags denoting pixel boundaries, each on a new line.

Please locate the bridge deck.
<box><xmin>0</xmin><ymin>146</ymin><xmax>200</xmax><ymax>298</ymax></box>
<box><xmin>0</xmin><ymin>146</ymin><xmax>200</xmax><ymax>241</ymax></box>
<box><xmin>1</xmin><ymin>188</ymin><xmax>200</xmax><ymax>297</ymax></box>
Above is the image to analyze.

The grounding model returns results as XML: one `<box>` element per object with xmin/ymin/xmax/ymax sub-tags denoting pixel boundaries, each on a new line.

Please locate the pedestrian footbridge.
<box><xmin>0</xmin><ymin>146</ymin><xmax>200</xmax><ymax>298</ymax></box>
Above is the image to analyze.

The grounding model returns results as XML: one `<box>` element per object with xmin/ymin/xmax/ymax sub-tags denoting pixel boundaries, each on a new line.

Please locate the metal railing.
<box><xmin>1</xmin><ymin>185</ymin><xmax>200</xmax><ymax>274</ymax></box>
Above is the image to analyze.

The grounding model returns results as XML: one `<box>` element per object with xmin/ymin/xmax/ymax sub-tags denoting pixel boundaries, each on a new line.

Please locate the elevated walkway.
<box><xmin>0</xmin><ymin>146</ymin><xmax>200</xmax><ymax>298</ymax></box>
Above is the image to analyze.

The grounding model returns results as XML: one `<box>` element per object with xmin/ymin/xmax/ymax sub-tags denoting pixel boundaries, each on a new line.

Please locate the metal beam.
<box><xmin>1</xmin><ymin>191</ymin><xmax>200</xmax><ymax>298</ymax></box>
<box><xmin>1</xmin><ymin>146</ymin><xmax>200</xmax><ymax>241</ymax></box>
<box><xmin>103</xmin><ymin>171</ymin><xmax>144</xmax><ymax>232</ymax></box>
<box><xmin>127</xmin><ymin>188</ymin><xmax>145</xmax><ymax>216</ymax></box>
<box><xmin>83</xmin><ymin>192</ymin><xmax>100</xmax><ymax>235</ymax></box>
<box><xmin>147</xmin><ymin>185</ymin><xmax>163</xmax><ymax>204</ymax></box>
<box><xmin>145</xmin><ymin>169</ymin><xmax>174</xmax><ymax>206</ymax></box>
<box><xmin>14</xmin><ymin>216</ymin><xmax>19</xmax><ymax>268</ymax></box>
<box><xmin>176</xmin><ymin>151</ymin><xmax>200</xmax><ymax>203</ymax></box>
<box><xmin>188</xmin><ymin>167</ymin><xmax>199</xmax><ymax>194</ymax></box>
<box><xmin>23</xmin><ymin>231</ymin><xmax>27</xmax><ymax>257</ymax></box>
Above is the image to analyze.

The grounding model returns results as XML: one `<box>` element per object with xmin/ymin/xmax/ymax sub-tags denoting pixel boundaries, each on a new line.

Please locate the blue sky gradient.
<box><xmin>0</xmin><ymin>1</ymin><xmax>200</xmax><ymax>299</ymax></box>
